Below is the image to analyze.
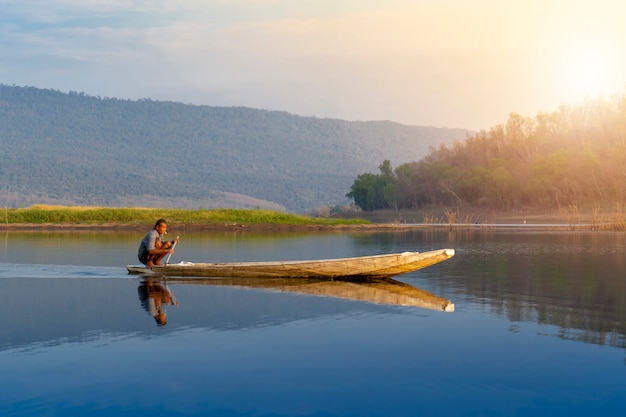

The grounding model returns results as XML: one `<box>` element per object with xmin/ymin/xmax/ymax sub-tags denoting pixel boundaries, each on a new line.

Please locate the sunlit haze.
<box><xmin>1</xmin><ymin>0</ymin><xmax>624</xmax><ymax>130</ymax></box>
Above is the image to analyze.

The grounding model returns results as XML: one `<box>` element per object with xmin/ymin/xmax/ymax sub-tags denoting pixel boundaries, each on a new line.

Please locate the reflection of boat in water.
<box><xmin>166</xmin><ymin>276</ymin><xmax>454</xmax><ymax>312</ymax></box>
<box><xmin>127</xmin><ymin>249</ymin><xmax>455</xmax><ymax>279</ymax></box>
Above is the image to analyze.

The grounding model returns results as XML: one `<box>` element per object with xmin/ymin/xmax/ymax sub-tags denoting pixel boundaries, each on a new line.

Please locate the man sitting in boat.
<box><xmin>137</xmin><ymin>218</ymin><xmax>179</xmax><ymax>267</ymax></box>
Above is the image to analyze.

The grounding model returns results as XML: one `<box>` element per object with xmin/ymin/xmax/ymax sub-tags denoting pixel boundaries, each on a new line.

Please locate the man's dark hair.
<box><xmin>154</xmin><ymin>218</ymin><xmax>168</xmax><ymax>229</ymax></box>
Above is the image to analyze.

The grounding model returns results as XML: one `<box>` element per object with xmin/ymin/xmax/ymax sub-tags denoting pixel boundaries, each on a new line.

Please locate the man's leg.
<box><xmin>154</xmin><ymin>241</ymin><xmax>173</xmax><ymax>265</ymax></box>
<box><xmin>154</xmin><ymin>252</ymin><xmax>167</xmax><ymax>266</ymax></box>
<box><xmin>144</xmin><ymin>253</ymin><xmax>158</xmax><ymax>268</ymax></box>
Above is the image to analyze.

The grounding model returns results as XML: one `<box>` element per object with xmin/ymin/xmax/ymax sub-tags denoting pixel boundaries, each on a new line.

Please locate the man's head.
<box><xmin>154</xmin><ymin>218</ymin><xmax>168</xmax><ymax>235</ymax></box>
<box><xmin>155</xmin><ymin>312</ymin><xmax>167</xmax><ymax>326</ymax></box>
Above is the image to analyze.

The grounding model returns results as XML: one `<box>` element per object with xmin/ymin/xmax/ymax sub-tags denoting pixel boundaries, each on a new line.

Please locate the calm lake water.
<box><xmin>1</xmin><ymin>228</ymin><xmax>625</xmax><ymax>417</ymax></box>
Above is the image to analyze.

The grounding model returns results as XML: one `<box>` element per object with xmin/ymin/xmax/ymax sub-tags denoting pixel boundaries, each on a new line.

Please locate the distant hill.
<box><xmin>0</xmin><ymin>84</ymin><xmax>469</xmax><ymax>211</ymax></box>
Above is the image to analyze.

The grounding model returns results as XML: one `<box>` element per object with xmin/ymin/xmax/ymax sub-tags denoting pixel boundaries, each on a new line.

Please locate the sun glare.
<box><xmin>559</xmin><ymin>41</ymin><xmax>620</xmax><ymax>101</ymax></box>
<box><xmin>568</xmin><ymin>56</ymin><xmax>604</xmax><ymax>91</ymax></box>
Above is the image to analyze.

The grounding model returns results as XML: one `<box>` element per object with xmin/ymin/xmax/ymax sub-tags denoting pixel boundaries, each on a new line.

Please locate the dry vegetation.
<box><xmin>347</xmin><ymin>95</ymin><xmax>626</xmax><ymax>223</ymax></box>
<box><xmin>337</xmin><ymin>204</ymin><xmax>626</xmax><ymax>230</ymax></box>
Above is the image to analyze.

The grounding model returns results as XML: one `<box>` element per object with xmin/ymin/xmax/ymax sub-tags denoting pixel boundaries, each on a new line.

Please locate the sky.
<box><xmin>1</xmin><ymin>0</ymin><xmax>625</xmax><ymax>130</ymax></box>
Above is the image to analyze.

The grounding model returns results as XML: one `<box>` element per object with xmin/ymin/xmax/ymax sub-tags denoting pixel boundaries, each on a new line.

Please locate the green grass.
<box><xmin>2</xmin><ymin>205</ymin><xmax>370</xmax><ymax>226</ymax></box>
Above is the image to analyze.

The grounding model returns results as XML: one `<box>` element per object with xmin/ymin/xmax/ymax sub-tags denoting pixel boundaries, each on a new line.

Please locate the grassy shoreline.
<box><xmin>3</xmin><ymin>205</ymin><xmax>626</xmax><ymax>231</ymax></box>
<box><xmin>0</xmin><ymin>205</ymin><xmax>374</xmax><ymax>230</ymax></box>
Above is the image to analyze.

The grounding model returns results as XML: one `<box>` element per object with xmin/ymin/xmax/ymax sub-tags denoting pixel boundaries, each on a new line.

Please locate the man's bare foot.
<box><xmin>146</xmin><ymin>261</ymin><xmax>154</xmax><ymax>268</ymax></box>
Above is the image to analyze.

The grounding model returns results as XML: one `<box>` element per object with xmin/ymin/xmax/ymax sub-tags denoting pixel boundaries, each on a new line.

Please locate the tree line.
<box><xmin>347</xmin><ymin>94</ymin><xmax>626</xmax><ymax>211</ymax></box>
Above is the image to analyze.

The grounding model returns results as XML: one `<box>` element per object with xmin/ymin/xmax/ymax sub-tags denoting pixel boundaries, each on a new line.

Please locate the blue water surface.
<box><xmin>0</xmin><ymin>229</ymin><xmax>625</xmax><ymax>416</ymax></box>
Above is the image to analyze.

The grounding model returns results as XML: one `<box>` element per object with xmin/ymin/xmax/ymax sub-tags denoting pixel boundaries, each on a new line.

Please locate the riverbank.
<box><xmin>0</xmin><ymin>218</ymin><xmax>614</xmax><ymax>232</ymax></box>
<box><xmin>0</xmin><ymin>206</ymin><xmax>371</xmax><ymax>231</ymax></box>
<box><xmin>337</xmin><ymin>206</ymin><xmax>626</xmax><ymax>223</ymax></box>
<box><xmin>0</xmin><ymin>222</ymin><xmax>410</xmax><ymax>232</ymax></box>
<box><xmin>2</xmin><ymin>205</ymin><xmax>625</xmax><ymax>231</ymax></box>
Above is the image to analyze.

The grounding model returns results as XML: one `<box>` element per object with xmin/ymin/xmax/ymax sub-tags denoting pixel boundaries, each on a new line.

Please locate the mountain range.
<box><xmin>0</xmin><ymin>84</ymin><xmax>469</xmax><ymax>211</ymax></box>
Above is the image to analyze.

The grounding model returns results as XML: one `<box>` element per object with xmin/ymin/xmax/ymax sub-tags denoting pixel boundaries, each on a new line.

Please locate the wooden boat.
<box><xmin>161</xmin><ymin>276</ymin><xmax>455</xmax><ymax>312</ymax></box>
<box><xmin>126</xmin><ymin>248</ymin><xmax>454</xmax><ymax>279</ymax></box>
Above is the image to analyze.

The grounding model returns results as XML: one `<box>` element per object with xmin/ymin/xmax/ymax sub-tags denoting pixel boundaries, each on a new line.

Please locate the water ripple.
<box><xmin>0</xmin><ymin>263</ymin><xmax>127</xmax><ymax>279</ymax></box>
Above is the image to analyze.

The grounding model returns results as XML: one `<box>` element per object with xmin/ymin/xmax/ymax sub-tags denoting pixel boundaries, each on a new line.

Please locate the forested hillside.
<box><xmin>0</xmin><ymin>85</ymin><xmax>468</xmax><ymax>211</ymax></box>
<box><xmin>347</xmin><ymin>95</ymin><xmax>626</xmax><ymax>212</ymax></box>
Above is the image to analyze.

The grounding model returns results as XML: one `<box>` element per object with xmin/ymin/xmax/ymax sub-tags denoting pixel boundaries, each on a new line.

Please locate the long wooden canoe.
<box><xmin>162</xmin><ymin>276</ymin><xmax>455</xmax><ymax>312</ymax></box>
<box><xmin>126</xmin><ymin>248</ymin><xmax>454</xmax><ymax>279</ymax></box>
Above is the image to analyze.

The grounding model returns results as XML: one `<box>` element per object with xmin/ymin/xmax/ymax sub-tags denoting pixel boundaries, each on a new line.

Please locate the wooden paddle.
<box><xmin>165</xmin><ymin>235</ymin><xmax>179</xmax><ymax>265</ymax></box>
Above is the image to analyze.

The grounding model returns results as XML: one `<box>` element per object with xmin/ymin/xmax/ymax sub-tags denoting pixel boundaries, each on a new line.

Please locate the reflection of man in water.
<box><xmin>138</xmin><ymin>278</ymin><xmax>179</xmax><ymax>326</ymax></box>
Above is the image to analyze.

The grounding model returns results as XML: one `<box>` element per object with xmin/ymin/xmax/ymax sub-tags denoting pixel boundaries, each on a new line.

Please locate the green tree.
<box><xmin>346</xmin><ymin>160</ymin><xmax>397</xmax><ymax>211</ymax></box>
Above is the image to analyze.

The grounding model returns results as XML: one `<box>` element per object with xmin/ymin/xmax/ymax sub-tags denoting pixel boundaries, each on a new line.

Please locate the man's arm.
<box><xmin>155</xmin><ymin>235</ymin><xmax>179</xmax><ymax>250</ymax></box>
<box><xmin>150</xmin><ymin>232</ymin><xmax>173</xmax><ymax>254</ymax></box>
<box><xmin>148</xmin><ymin>246</ymin><xmax>173</xmax><ymax>255</ymax></box>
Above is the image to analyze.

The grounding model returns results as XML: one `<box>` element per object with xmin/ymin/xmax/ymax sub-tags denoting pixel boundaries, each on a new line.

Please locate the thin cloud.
<box><xmin>1</xmin><ymin>0</ymin><xmax>625</xmax><ymax>129</ymax></box>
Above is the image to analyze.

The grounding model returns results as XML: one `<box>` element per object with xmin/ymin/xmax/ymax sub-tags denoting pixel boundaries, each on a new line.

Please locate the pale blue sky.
<box><xmin>1</xmin><ymin>0</ymin><xmax>624</xmax><ymax>130</ymax></box>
